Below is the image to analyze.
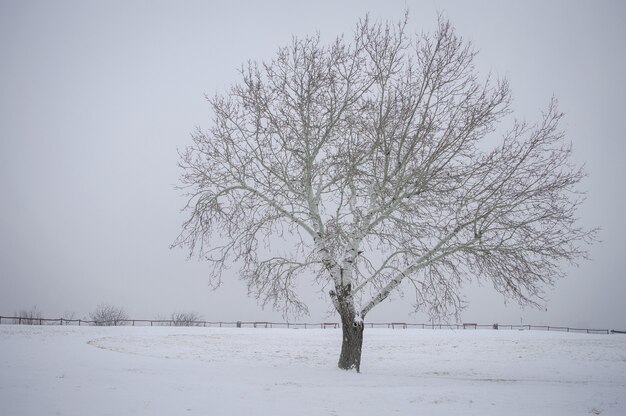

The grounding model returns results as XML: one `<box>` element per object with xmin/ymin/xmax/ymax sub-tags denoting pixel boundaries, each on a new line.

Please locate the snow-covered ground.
<box><xmin>1</xmin><ymin>325</ymin><xmax>624</xmax><ymax>415</ymax></box>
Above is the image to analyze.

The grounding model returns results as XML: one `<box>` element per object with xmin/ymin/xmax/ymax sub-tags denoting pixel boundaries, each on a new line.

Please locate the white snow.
<box><xmin>1</xmin><ymin>325</ymin><xmax>624</xmax><ymax>415</ymax></box>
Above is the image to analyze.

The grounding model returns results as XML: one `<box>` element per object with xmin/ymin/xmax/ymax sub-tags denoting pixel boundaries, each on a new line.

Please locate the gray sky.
<box><xmin>1</xmin><ymin>0</ymin><xmax>624</xmax><ymax>329</ymax></box>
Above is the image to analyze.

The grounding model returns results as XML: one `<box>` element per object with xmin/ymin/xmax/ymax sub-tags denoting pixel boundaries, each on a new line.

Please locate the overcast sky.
<box><xmin>1</xmin><ymin>0</ymin><xmax>624</xmax><ymax>329</ymax></box>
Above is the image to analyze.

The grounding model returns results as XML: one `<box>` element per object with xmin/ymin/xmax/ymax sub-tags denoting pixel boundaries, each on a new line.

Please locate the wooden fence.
<box><xmin>0</xmin><ymin>315</ymin><xmax>621</xmax><ymax>334</ymax></box>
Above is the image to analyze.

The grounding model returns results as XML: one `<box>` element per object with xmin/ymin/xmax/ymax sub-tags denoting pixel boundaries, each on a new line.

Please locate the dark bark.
<box><xmin>332</xmin><ymin>283</ymin><xmax>365</xmax><ymax>372</ymax></box>
<box><xmin>337</xmin><ymin>311</ymin><xmax>364</xmax><ymax>372</ymax></box>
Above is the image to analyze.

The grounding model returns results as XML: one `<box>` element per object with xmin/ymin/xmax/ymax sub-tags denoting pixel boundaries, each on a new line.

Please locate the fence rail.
<box><xmin>0</xmin><ymin>315</ymin><xmax>621</xmax><ymax>334</ymax></box>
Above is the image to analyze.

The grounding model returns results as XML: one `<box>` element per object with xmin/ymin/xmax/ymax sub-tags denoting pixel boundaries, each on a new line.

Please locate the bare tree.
<box><xmin>171</xmin><ymin>311</ymin><xmax>203</xmax><ymax>326</ymax></box>
<box><xmin>174</xmin><ymin>15</ymin><xmax>596</xmax><ymax>371</ymax></box>
<box><xmin>89</xmin><ymin>304</ymin><xmax>128</xmax><ymax>326</ymax></box>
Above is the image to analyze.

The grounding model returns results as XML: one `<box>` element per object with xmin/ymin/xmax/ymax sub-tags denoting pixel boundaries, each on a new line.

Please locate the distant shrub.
<box><xmin>15</xmin><ymin>305</ymin><xmax>43</xmax><ymax>325</ymax></box>
<box><xmin>62</xmin><ymin>311</ymin><xmax>77</xmax><ymax>321</ymax></box>
<box><xmin>89</xmin><ymin>304</ymin><xmax>128</xmax><ymax>326</ymax></box>
<box><xmin>171</xmin><ymin>311</ymin><xmax>203</xmax><ymax>326</ymax></box>
<box><xmin>150</xmin><ymin>314</ymin><xmax>170</xmax><ymax>326</ymax></box>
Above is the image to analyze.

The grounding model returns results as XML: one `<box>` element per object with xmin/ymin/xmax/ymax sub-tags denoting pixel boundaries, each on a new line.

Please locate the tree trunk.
<box><xmin>337</xmin><ymin>309</ymin><xmax>364</xmax><ymax>372</ymax></box>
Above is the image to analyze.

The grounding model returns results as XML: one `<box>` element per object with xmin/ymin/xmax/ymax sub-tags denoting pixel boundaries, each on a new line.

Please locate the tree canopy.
<box><xmin>174</xmin><ymin>15</ymin><xmax>595</xmax><ymax>328</ymax></box>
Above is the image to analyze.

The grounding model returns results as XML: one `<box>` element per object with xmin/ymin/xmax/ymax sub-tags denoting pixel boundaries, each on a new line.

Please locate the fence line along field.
<box><xmin>1</xmin><ymin>324</ymin><xmax>625</xmax><ymax>416</ymax></box>
<box><xmin>0</xmin><ymin>314</ymin><xmax>621</xmax><ymax>335</ymax></box>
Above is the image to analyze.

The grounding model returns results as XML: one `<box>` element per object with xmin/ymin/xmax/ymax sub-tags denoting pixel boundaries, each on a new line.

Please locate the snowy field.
<box><xmin>1</xmin><ymin>325</ymin><xmax>624</xmax><ymax>415</ymax></box>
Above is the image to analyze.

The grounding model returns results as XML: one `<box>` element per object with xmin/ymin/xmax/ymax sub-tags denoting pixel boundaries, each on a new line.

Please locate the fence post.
<box><xmin>79</xmin><ymin>319</ymin><xmax>81</xmax><ymax>326</ymax></box>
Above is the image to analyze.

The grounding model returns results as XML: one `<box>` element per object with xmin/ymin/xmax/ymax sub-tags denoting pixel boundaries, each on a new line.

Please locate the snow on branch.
<box><xmin>174</xmin><ymin>14</ymin><xmax>596</xmax><ymax>320</ymax></box>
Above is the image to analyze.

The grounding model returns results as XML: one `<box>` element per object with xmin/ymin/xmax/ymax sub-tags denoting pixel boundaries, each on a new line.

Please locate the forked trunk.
<box><xmin>337</xmin><ymin>310</ymin><xmax>364</xmax><ymax>372</ymax></box>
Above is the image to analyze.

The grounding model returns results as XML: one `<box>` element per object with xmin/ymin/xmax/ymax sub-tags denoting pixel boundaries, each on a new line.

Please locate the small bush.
<box><xmin>62</xmin><ymin>311</ymin><xmax>77</xmax><ymax>321</ymax></box>
<box><xmin>15</xmin><ymin>305</ymin><xmax>43</xmax><ymax>325</ymax></box>
<box><xmin>171</xmin><ymin>311</ymin><xmax>203</xmax><ymax>326</ymax></box>
<box><xmin>89</xmin><ymin>304</ymin><xmax>128</xmax><ymax>326</ymax></box>
<box><xmin>151</xmin><ymin>314</ymin><xmax>170</xmax><ymax>326</ymax></box>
